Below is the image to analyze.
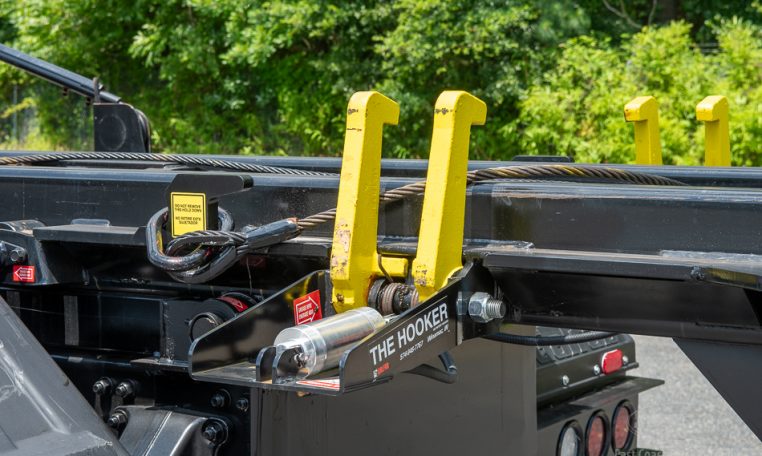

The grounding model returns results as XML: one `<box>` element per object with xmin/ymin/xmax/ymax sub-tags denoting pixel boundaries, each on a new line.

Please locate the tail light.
<box><xmin>585</xmin><ymin>412</ymin><xmax>608</xmax><ymax>456</ymax></box>
<box><xmin>557</xmin><ymin>421</ymin><xmax>582</xmax><ymax>456</ymax></box>
<box><xmin>612</xmin><ymin>401</ymin><xmax>635</xmax><ymax>450</ymax></box>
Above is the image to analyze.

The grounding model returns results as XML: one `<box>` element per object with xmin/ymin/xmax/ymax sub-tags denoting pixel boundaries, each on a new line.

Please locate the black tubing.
<box><xmin>404</xmin><ymin>352</ymin><xmax>458</xmax><ymax>384</ymax></box>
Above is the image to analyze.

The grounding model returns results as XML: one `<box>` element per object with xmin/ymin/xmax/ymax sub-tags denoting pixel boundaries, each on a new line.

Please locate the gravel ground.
<box><xmin>632</xmin><ymin>335</ymin><xmax>762</xmax><ymax>455</ymax></box>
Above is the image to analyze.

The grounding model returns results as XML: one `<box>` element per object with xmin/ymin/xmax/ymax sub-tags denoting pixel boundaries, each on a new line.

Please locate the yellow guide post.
<box><xmin>624</xmin><ymin>96</ymin><xmax>662</xmax><ymax>165</ymax></box>
<box><xmin>696</xmin><ymin>95</ymin><xmax>730</xmax><ymax>167</ymax></box>
<box><xmin>412</xmin><ymin>91</ymin><xmax>487</xmax><ymax>302</ymax></box>
<box><xmin>330</xmin><ymin>91</ymin><xmax>407</xmax><ymax>313</ymax></box>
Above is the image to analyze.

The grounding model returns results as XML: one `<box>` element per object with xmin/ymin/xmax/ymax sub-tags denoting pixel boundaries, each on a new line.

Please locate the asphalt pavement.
<box><xmin>632</xmin><ymin>335</ymin><xmax>762</xmax><ymax>455</ymax></box>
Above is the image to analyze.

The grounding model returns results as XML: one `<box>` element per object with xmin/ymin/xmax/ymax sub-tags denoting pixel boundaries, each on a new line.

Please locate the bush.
<box><xmin>0</xmin><ymin>1</ymin><xmax>759</xmax><ymax>164</ymax></box>
<box><xmin>518</xmin><ymin>20</ymin><xmax>762</xmax><ymax>165</ymax></box>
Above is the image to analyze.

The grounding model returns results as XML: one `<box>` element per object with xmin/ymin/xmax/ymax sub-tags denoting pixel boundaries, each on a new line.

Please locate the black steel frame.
<box><xmin>1</xmin><ymin>153</ymin><xmax>761</xmax><ymax>452</ymax></box>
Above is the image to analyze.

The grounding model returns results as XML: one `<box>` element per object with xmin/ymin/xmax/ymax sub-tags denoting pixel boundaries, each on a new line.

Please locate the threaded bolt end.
<box><xmin>485</xmin><ymin>299</ymin><xmax>506</xmax><ymax>320</ymax></box>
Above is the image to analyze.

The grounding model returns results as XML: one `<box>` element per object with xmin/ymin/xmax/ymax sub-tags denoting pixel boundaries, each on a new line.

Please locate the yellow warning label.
<box><xmin>171</xmin><ymin>192</ymin><xmax>206</xmax><ymax>236</ymax></box>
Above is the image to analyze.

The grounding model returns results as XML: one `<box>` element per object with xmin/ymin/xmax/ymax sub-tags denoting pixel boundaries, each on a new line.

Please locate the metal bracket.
<box><xmin>189</xmin><ymin>261</ymin><xmax>493</xmax><ymax>395</ymax></box>
<box><xmin>330</xmin><ymin>91</ymin><xmax>407</xmax><ymax>313</ymax></box>
<box><xmin>697</xmin><ymin>95</ymin><xmax>731</xmax><ymax>166</ymax></box>
<box><xmin>412</xmin><ymin>91</ymin><xmax>487</xmax><ymax>302</ymax></box>
<box><xmin>625</xmin><ymin>95</ymin><xmax>662</xmax><ymax>165</ymax></box>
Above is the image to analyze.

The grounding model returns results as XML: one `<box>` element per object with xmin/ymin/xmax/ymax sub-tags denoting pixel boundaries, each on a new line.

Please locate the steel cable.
<box><xmin>297</xmin><ymin>164</ymin><xmax>684</xmax><ymax>229</ymax></box>
<box><xmin>0</xmin><ymin>151</ymin><xmax>333</xmax><ymax>176</ymax></box>
<box><xmin>17</xmin><ymin>152</ymin><xmax>682</xmax><ymax>281</ymax></box>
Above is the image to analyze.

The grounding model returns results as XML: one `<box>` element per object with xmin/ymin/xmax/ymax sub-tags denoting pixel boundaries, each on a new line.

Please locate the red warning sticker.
<box><xmin>296</xmin><ymin>378</ymin><xmax>340</xmax><ymax>390</ymax></box>
<box><xmin>12</xmin><ymin>265</ymin><xmax>35</xmax><ymax>283</ymax></box>
<box><xmin>216</xmin><ymin>296</ymin><xmax>249</xmax><ymax>313</ymax></box>
<box><xmin>293</xmin><ymin>290</ymin><xmax>322</xmax><ymax>325</ymax></box>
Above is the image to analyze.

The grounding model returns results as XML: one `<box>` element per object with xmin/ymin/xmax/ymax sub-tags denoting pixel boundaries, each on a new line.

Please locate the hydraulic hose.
<box><xmin>404</xmin><ymin>352</ymin><xmax>458</xmax><ymax>384</ymax></box>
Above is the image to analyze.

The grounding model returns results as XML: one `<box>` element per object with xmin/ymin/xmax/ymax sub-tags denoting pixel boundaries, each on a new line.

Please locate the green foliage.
<box><xmin>0</xmin><ymin>1</ymin><xmax>759</xmax><ymax>165</ymax></box>
<box><xmin>518</xmin><ymin>20</ymin><xmax>762</xmax><ymax>165</ymax></box>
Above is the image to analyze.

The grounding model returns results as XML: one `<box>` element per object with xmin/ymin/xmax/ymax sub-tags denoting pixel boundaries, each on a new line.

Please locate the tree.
<box><xmin>0</xmin><ymin>1</ymin><xmax>759</xmax><ymax>165</ymax></box>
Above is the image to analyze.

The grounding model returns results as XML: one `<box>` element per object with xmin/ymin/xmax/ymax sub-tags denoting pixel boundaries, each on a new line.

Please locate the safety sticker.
<box><xmin>12</xmin><ymin>265</ymin><xmax>35</xmax><ymax>283</ymax></box>
<box><xmin>170</xmin><ymin>192</ymin><xmax>206</xmax><ymax>236</ymax></box>
<box><xmin>293</xmin><ymin>290</ymin><xmax>322</xmax><ymax>325</ymax></box>
<box><xmin>296</xmin><ymin>378</ymin><xmax>340</xmax><ymax>390</ymax></box>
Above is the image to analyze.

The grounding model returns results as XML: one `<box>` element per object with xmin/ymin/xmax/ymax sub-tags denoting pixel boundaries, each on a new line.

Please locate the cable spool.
<box><xmin>368</xmin><ymin>279</ymin><xmax>420</xmax><ymax>316</ymax></box>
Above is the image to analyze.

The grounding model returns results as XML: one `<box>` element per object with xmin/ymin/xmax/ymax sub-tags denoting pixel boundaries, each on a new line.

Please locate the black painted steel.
<box><xmin>1</xmin><ymin>155</ymin><xmax>762</xmax><ymax>345</ymax></box>
<box><xmin>0</xmin><ymin>44</ymin><xmax>120</xmax><ymax>103</ymax></box>
<box><xmin>4</xmin><ymin>152</ymin><xmax>759</xmax><ymax>452</ymax></box>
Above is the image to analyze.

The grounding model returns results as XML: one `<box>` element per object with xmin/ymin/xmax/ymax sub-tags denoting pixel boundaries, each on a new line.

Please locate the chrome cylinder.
<box><xmin>273</xmin><ymin>307</ymin><xmax>385</xmax><ymax>379</ymax></box>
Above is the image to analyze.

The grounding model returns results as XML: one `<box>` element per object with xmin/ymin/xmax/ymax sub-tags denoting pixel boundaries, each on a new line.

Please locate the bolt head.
<box><xmin>202</xmin><ymin>426</ymin><xmax>218</xmax><ymax>442</ymax></box>
<box><xmin>468</xmin><ymin>292</ymin><xmax>494</xmax><ymax>323</ymax></box>
<box><xmin>8</xmin><ymin>248</ymin><xmax>25</xmax><ymax>263</ymax></box>
<box><xmin>210</xmin><ymin>393</ymin><xmax>227</xmax><ymax>408</ymax></box>
<box><xmin>593</xmin><ymin>364</ymin><xmax>601</xmax><ymax>375</ymax></box>
<box><xmin>622</xmin><ymin>355</ymin><xmax>629</xmax><ymax>365</ymax></box>
<box><xmin>235</xmin><ymin>398</ymin><xmax>249</xmax><ymax>413</ymax></box>
<box><xmin>107</xmin><ymin>410</ymin><xmax>128</xmax><ymax>429</ymax></box>
<box><xmin>92</xmin><ymin>379</ymin><xmax>110</xmax><ymax>395</ymax></box>
<box><xmin>114</xmin><ymin>381</ymin><xmax>134</xmax><ymax>398</ymax></box>
<box><xmin>201</xmin><ymin>421</ymin><xmax>227</xmax><ymax>445</ymax></box>
<box><xmin>561</xmin><ymin>375</ymin><xmax>570</xmax><ymax>386</ymax></box>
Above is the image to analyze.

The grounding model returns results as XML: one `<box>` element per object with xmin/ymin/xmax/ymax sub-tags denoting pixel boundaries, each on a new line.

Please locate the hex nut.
<box><xmin>468</xmin><ymin>292</ymin><xmax>506</xmax><ymax>323</ymax></box>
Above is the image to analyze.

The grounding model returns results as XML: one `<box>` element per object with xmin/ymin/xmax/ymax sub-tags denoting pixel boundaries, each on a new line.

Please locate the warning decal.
<box><xmin>296</xmin><ymin>378</ymin><xmax>340</xmax><ymax>390</ymax></box>
<box><xmin>171</xmin><ymin>192</ymin><xmax>206</xmax><ymax>236</ymax></box>
<box><xmin>12</xmin><ymin>265</ymin><xmax>35</xmax><ymax>283</ymax></box>
<box><xmin>293</xmin><ymin>290</ymin><xmax>323</xmax><ymax>325</ymax></box>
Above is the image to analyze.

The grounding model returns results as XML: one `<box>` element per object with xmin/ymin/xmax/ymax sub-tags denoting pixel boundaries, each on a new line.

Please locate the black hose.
<box><xmin>485</xmin><ymin>330</ymin><xmax>616</xmax><ymax>346</ymax></box>
<box><xmin>404</xmin><ymin>352</ymin><xmax>458</xmax><ymax>384</ymax></box>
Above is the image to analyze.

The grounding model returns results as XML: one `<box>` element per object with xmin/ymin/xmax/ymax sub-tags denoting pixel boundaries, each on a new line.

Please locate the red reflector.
<box><xmin>613</xmin><ymin>404</ymin><xmax>633</xmax><ymax>449</ymax></box>
<box><xmin>12</xmin><ymin>265</ymin><xmax>35</xmax><ymax>283</ymax></box>
<box><xmin>586</xmin><ymin>415</ymin><xmax>606</xmax><ymax>456</ymax></box>
<box><xmin>217</xmin><ymin>296</ymin><xmax>249</xmax><ymax>312</ymax></box>
<box><xmin>601</xmin><ymin>349</ymin><xmax>623</xmax><ymax>374</ymax></box>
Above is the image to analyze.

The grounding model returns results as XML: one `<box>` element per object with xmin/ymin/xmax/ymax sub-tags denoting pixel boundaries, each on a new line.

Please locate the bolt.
<box><xmin>92</xmin><ymin>378</ymin><xmax>112</xmax><ymax>396</ymax></box>
<box><xmin>107</xmin><ymin>410</ymin><xmax>128</xmax><ymax>429</ymax></box>
<box><xmin>235</xmin><ymin>397</ymin><xmax>249</xmax><ymax>413</ymax></box>
<box><xmin>593</xmin><ymin>364</ymin><xmax>601</xmax><ymax>375</ymax></box>
<box><xmin>114</xmin><ymin>381</ymin><xmax>135</xmax><ymax>398</ymax></box>
<box><xmin>561</xmin><ymin>375</ymin><xmax>570</xmax><ymax>386</ymax></box>
<box><xmin>622</xmin><ymin>355</ymin><xmax>629</xmax><ymax>365</ymax></box>
<box><xmin>210</xmin><ymin>391</ymin><xmax>229</xmax><ymax>409</ymax></box>
<box><xmin>295</xmin><ymin>352</ymin><xmax>309</xmax><ymax>367</ymax></box>
<box><xmin>201</xmin><ymin>420</ymin><xmax>228</xmax><ymax>445</ymax></box>
<box><xmin>8</xmin><ymin>248</ymin><xmax>26</xmax><ymax>264</ymax></box>
<box><xmin>468</xmin><ymin>292</ymin><xmax>506</xmax><ymax>323</ymax></box>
